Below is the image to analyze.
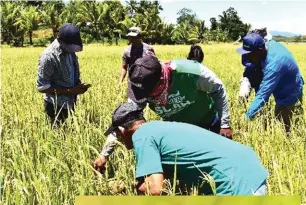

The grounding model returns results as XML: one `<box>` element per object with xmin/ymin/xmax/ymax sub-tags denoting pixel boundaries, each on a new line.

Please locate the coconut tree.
<box><xmin>173</xmin><ymin>21</ymin><xmax>198</xmax><ymax>44</ymax></box>
<box><xmin>14</xmin><ymin>6</ymin><xmax>41</xmax><ymax>45</ymax></box>
<box><xmin>160</xmin><ymin>22</ymin><xmax>176</xmax><ymax>44</ymax></box>
<box><xmin>40</xmin><ymin>1</ymin><xmax>65</xmax><ymax>38</ymax></box>
<box><xmin>77</xmin><ymin>1</ymin><xmax>109</xmax><ymax>41</ymax></box>
<box><xmin>61</xmin><ymin>0</ymin><xmax>80</xmax><ymax>25</ymax></box>
<box><xmin>194</xmin><ymin>20</ymin><xmax>207</xmax><ymax>43</ymax></box>
<box><xmin>1</xmin><ymin>2</ymin><xmax>23</xmax><ymax>44</ymax></box>
<box><xmin>144</xmin><ymin>6</ymin><xmax>163</xmax><ymax>44</ymax></box>
<box><xmin>105</xmin><ymin>1</ymin><xmax>128</xmax><ymax>45</ymax></box>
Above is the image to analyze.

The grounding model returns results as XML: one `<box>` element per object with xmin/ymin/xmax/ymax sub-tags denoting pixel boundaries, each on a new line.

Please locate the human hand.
<box><xmin>79</xmin><ymin>83</ymin><xmax>91</xmax><ymax>90</ymax></box>
<box><xmin>219</xmin><ymin>128</ymin><xmax>233</xmax><ymax>140</ymax></box>
<box><xmin>93</xmin><ymin>155</ymin><xmax>108</xmax><ymax>174</ymax></box>
<box><xmin>70</xmin><ymin>83</ymin><xmax>91</xmax><ymax>95</ymax></box>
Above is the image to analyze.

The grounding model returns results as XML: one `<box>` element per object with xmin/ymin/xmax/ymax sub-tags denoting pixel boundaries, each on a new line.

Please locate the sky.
<box><xmin>63</xmin><ymin>0</ymin><xmax>306</xmax><ymax>35</ymax></box>
<box><xmin>121</xmin><ymin>0</ymin><xmax>306</xmax><ymax>35</ymax></box>
<box><xmin>157</xmin><ymin>0</ymin><xmax>306</xmax><ymax>35</ymax></box>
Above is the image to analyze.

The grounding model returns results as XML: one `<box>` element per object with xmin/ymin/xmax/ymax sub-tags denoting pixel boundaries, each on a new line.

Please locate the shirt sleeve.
<box><xmin>245</xmin><ymin>61</ymin><xmax>282</xmax><ymax>120</ymax></box>
<box><xmin>99</xmin><ymin>132</ymin><xmax>118</xmax><ymax>157</ymax></box>
<box><xmin>133</xmin><ymin>135</ymin><xmax>163</xmax><ymax>179</ymax></box>
<box><xmin>196</xmin><ymin>65</ymin><xmax>231</xmax><ymax>128</ymax></box>
<box><xmin>37</xmin><ymin>54</ymin><xmax>55</xmax><ymax>91</ymax></box>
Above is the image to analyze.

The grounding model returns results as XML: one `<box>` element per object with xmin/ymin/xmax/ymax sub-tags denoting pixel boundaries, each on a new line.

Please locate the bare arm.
<box><xmin>133</xmin><ymin>135</ymin><xmax>165</xmax><ymax>195</ymax></box>
<box><xmin>119</xmin><ymin>64</ymin><xmax>128</xmax><ymax>83</ymax></box>
<box><xmin>120</xmin><ymin>49</ymin><xmax>129</xmax><ymax>83</ymax></box>
<box><xmin>39</xmin><ymin>87</ymin><xmax>73</xmax><ymax>95</ymax></box>
<box><xmin>39</xmin><ymin>85</ymin><xmax>88</xmax><ymax>95</ymax></box>
<box><xmin>137</xmin><ymin>173</ymin><xmax>165</xmax><ymax>195</ymax></box>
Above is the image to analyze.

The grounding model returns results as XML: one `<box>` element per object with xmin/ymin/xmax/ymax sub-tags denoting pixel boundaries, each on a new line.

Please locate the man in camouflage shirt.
<box><xmin>37</xmin><ymin>23</ymin><xmax>91</xmax><ymax>126</ymax></box>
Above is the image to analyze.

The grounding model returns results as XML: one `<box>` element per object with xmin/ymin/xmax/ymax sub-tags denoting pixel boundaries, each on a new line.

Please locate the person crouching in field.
<box><xmin>119</xmin><ymin>27</ymin><xmax>155</xmax><ymax>99</ymax></box>
<box><xmin>236</xmin><ymin>33</ymin><xmax>304</xmax><ymax>133</ymax></box>
<box><xmin>187</xmin><ymin>45</ymin><xmax>204</xmax><ymax>63</ymax></box>
<box><xmin>127</xmin><ymin>55</ymin><xmax>232</xmax><ymax>137</ymax></box>
<box><xmin>239</xmin><ymin>28</ymin><xmax>272</xmax><ymax>102</ymax></box>
<box><xmin>97</xmin><ymin>55</ymin><xmax>232</xmax><ymax>169</ymax></box>
<box><xmin>37</xmin><ymin>23</ymin><xmax>91</xmax><ymax>126</ymax></box>
<box><xmin>94</xmin><ymin>102</ymin><xmax>268</xmax><ymax>196</ymax></box>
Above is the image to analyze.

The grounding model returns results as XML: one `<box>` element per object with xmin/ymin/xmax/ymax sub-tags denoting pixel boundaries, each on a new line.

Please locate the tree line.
<box><xmin>1</xmin><ymin>0</ymin><xmax>252</xmax><ymax>46</ymax></box>
<box><xmin>273</xmin><ymin>35</ymin><xmax>306</xmax><ymax>43</ymax></box>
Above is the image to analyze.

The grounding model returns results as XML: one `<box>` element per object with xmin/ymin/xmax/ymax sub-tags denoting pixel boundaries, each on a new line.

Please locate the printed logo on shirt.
<box><xmin>130</xmin><ymin>81</ymin><xmax>143</xmax><ymax>88</ymax></box>
<box><xmin>154</xmin><ymin>91</ymin><xmax>195</xmax><ymax>118</ymax></box>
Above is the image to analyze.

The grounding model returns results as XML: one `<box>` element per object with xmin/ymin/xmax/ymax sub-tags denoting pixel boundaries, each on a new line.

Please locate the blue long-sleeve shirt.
<box><xmin>246</xmin><ymin>40</ymin><xmax>304</xmax><ymax>119</ymax></box>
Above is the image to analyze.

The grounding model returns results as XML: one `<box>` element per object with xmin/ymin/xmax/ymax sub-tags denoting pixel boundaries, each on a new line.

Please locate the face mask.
<box><xmin>60</xmin><ymin>42</ymin><xmax>83</xmax><ymax>53</ymax></box>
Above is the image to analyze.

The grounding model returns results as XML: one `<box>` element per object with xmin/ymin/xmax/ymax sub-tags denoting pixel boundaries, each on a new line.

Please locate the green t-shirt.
<box><xmin>149</xmin><ymin>59</ymin><xmax>218</xmax><ymax>127</ymax></box>
<box><xmin>133</xmin><ymin>121</ymin><xmax>268</xmax><ymax>195</ymax></box>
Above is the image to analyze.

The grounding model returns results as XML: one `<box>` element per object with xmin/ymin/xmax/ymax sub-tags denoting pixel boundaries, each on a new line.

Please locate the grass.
<box><xmin>1</xmin><ymin>43</ymin><xmax>306</xmax><ymax>204</ymax></box>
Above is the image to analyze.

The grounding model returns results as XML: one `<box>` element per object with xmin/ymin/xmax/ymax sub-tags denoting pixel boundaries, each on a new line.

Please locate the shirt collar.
<box><xmin>52</xmin><ymin>39</ymin><xmax>64</xmax><ymax>57</ymax></box>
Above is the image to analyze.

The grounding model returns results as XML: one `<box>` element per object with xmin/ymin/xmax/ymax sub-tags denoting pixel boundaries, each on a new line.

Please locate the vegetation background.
<box><xmin>2</xmin><ymin>1</ymin><xmax>305</xmax><ymax>48</ymax></box>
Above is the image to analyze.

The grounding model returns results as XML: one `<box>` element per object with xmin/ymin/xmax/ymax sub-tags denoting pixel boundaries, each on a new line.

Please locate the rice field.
<box><xmin>1</xmin><ymin>43</ymin><xmax>306</xmax><ymax>205</ymax></box>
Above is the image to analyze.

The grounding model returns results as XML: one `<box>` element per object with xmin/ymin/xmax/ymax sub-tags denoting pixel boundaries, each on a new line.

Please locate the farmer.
<box><xmin>128</xmin><ymin>55</ymin><xmax>231</xmax><ymax>136</ymax></box>
<box><xmin>187</xmin><ymin>45</ymin><xmax>204</xmax><ymax>63</ymax></box>
<box><xmin>98</xmin><ymin>55</ymin><xmax>232</xmax><ymax>168</ymax></box>
<box><xmin>239</xmin><ymin>28</ymin><xmax>272</xmax><ymax>101</ymax></box>
<box><xmin>94</xmin><ymin>102</ymin><xmax>268</xmax><ymax>196</ymax></box>
<box><xmin>37</xmin><ymin>23</ymin><xmax>91</xmax><ymax>126</ymax></box>
<box><xmin>236</xmin><ymin>33</ymin><xmax>304</xmax><ymax>133</ymax></box>
<box><xmin>119</xmin><ymin>27</ymin><xmax>155</xmax><ymax>99</ymax></box>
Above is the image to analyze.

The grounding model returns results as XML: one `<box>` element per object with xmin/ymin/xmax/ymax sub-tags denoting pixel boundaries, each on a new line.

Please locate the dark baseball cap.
<box><xmin>58</xmin><ymin>23</ymin><xmax>83</xmax><ymax>48</ymax></box>
<box><xmin>104</xmin><ymin>102</ymin><xmax>144</xmax><ymax>136</ymax></box>
<box><xmin>236</xmin><ymin>33</ymin><xmax>265</xmax><ymax>55</ymax></box>
<box><xmin>128</xmin><ymin>55</ymin><xmax>162</xmax><ymax>103</ymax></box>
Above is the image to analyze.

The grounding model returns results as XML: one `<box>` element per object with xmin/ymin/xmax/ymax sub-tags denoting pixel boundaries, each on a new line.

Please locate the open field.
<box><xmin>1</xmin><ymin>43</ymin><xmax>306</xmax><ymax>204</ymax></box>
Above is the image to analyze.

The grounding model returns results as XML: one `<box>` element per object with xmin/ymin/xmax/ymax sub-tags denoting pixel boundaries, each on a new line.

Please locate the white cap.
<box><xmin>127</xmin><ymin>27</ymin><xmax>141</xmax><ymax>37</ymax></box>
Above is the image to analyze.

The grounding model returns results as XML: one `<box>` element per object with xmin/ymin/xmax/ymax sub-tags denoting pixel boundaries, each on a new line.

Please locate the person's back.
<box><xmin>133</xmin><ymin>121</ymin><xmax>268</xmax><ymax>195</ymax></box>
<box><xmin>263</xmin><ymin>40</ymin><xmax>304</xmax><ymax>105</ymax></box>
<box><xmin>148</xmin><ymin>59</ymin><xmax>217</xmax><ymax>127</ymax></box>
